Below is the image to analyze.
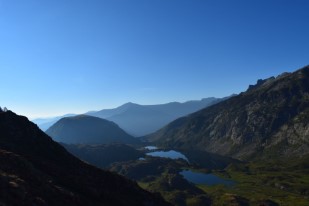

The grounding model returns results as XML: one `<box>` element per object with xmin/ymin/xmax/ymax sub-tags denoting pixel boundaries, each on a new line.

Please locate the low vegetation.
<box><xmin>109</xmin><ymin>150</ymin><xmax>309</xmax><ymax>206</ymax></box>
<box><xmin>199</xmin><ymin>156</ymin><xmax>309</xmax><ymax>206</ymax></box>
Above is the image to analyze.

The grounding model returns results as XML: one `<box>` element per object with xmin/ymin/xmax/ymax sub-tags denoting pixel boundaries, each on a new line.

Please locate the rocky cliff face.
<box><xmin>0</xmin><ymin>111</ymin><xmax>169</xmax><ymax>206</ymax></box>
<box><xmin>147</xmin><ymin>66</ymin><xmax>309</xmax><ymax>160</ymax></box>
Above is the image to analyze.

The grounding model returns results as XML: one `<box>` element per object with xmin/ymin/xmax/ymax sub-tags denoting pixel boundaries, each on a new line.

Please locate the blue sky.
<box><xmin>0</xmin><ymin>0</ymin><xmax>308</xmax><ymax>118</ymax></box>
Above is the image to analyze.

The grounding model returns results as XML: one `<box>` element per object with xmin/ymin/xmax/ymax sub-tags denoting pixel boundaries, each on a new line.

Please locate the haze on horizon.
<box><xmin>0</xmin><ymin>0</ymin><xmax>308</xmax><ymax>119</ymax></box>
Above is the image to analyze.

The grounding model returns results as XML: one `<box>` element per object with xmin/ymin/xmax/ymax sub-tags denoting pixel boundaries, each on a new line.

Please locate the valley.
<box><xmin>66</xmin><ymin>144</ymin><xmax>309</xmax><ymax>206</ymax></box>
<box><xmin>37</xmin><ymin>66</ymin><xmax>309</xmax><ymax>206</ymax></box>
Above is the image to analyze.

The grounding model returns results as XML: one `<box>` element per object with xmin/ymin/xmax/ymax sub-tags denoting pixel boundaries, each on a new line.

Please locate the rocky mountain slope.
<box><xmin>46</xmin><ymin>115</ymin><xmax>139</xmax><ymax>145</ymax></box>
<box><xmin>0</xmin><ymin>110</ymin><xmax>169</xmax><ymax>205</ymax></box>
<box><xmin>147</xmin><ymin>66</ymin><xmax>309</xmax><ymax>160</ymax></box>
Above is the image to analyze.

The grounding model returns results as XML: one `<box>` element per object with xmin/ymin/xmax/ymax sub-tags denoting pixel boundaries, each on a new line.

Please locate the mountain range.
<box><xmin>33</xmin><ymin>97</ymin><xmax>230</xmax><ymax>136</ymax></box>
<box><xmin>146</xmin><ymin>66</ymin><xmax>309</xmax><ymax>161</ymax></box>
<box><xmin>46</xmin><ymin>115</ymin><xmax>139</xmax><ymax>145</ymax></box>
<box><xmin>88</xmin><ymin>97</ymin><xmax>230</xmax><ymax>136</ymax></box>
<box><xmin>0</xmin><ymin>110</ymin><xmax>169</xmax><ymax>205</ymax></box>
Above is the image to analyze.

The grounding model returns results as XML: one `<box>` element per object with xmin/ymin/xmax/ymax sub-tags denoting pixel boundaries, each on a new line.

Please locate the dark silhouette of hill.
<box><xmin>87</xmin><ymin>97</ymin><xmax>229</xmax><ymax>136</ymax></box>
<box><xmin>46</xmin><ymin>115</ymin><xmax>140</xmax><ymax>145</ymax></box>
<box><xmin>146</xmin><ymin>66</ymin><xmax>309</xmax><ymax>161</ymax></box>
<box><xmin>0</xmin><ymin>111</ymin><xmax>170</xmax><ymax>205</ymax></box>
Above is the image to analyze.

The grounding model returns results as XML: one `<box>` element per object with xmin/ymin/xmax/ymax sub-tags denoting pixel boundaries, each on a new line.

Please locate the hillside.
<box><xmin>0</xmin><ymin>110</ymin><xmax>169</xmax><ymax>205</ymax></box>
<box><xmin>147</xmin><ymin>66</ymin><xmax>309</xmax><ymax>160</ymax></box>
<box><xmin>62</xmin><ymin>143</ymin><xmax>144</xmax><ymax>168</ymax></box>
<box><xmin>46</xmin><ymin>115</ymin><xmax>139</xmax><ymax>145</ymax></box>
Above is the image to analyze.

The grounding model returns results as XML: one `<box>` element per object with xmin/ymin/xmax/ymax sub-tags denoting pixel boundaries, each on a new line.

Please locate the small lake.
<box><xmin>180</xmin><ymin>170</ymin><xmax>235</xmax><ymax>186</ymax></box>
<box><xmin>146</xmin><ymin>150</ymin><xmax>189</xmax><ymax>162</ymax></box>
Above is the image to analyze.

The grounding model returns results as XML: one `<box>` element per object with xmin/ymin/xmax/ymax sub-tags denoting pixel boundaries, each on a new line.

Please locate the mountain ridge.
<box><xmin>33</xmin><ymin>97</ymin><xmax>230</xmax><ymax>136</ymax></box>
<box><xmin>88</xmin><ymin>97</ymin><xmax>230</xmax><ymax>136</ymax></box>
<box><xmin>146</xmin><ymin>66</ymin><xmax>309</xmax><ymax>161</ymax></box>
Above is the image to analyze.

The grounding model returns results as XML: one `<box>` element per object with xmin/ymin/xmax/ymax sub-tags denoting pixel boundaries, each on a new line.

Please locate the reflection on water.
<box><xmin>146</xmin><ymin>150</ymin><xmax>189</xmax><ymax>162</ymax></box>
<box><xmin>180</xmin><ymin>170</ymin><xmax>234</xmax><ymax>186</ymax></box>
<box><xmin>145</xmin><ymin>146</ymin><xmax>158</xmax><ymax>150</ymax></box>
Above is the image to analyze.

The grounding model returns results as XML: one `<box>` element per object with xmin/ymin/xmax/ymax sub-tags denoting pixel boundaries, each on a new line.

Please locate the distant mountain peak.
<box><xmin>124</xmin><ymin>101</ymin><xmax>136</xmax><ymax>105</ymax></box>
<box><xmin>121</xmin><ymin>102</ymin><xmax>140</xmax><ymax>107</ymax></box>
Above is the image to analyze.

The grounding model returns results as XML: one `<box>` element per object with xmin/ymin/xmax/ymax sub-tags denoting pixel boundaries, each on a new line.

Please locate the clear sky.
<box><xmin>0</xmin><ymin>0</ymin><xmax>308</xmax><ymax>118</ymax></box>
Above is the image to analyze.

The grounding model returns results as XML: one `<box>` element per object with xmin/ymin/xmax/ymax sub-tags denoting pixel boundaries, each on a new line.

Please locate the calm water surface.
<box><xmin>180</xmin><ymin>170</ymin><xmax>234</xmax><ymax>186</ymax></box>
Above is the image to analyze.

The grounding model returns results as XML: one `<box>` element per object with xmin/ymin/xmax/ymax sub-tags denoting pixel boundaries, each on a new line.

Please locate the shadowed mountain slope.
<box><xmin>147</xmin><ymin>66</ymin><xmax>309</xmax><ymax>161</ymax></box>
<box><xmin>61</xmin><ymin>143</ymin><xmax>144</xmax><ymax>169</ymax></box>
<box><xmin>0</xmin><ymin>111</ymin><xmax>169</xmax><ymax>206</ymax></box>
<box><xmin>46</xmin><ymin>115</ymin><xmax>139</xmax><ymax>145</ymax></box>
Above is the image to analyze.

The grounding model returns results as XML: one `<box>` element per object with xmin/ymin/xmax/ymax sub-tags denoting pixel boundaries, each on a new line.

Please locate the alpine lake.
<box><xmin>144</xmin><ymin>146</ymin><xmax>235</xmax><ymax>187</ymax></box>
